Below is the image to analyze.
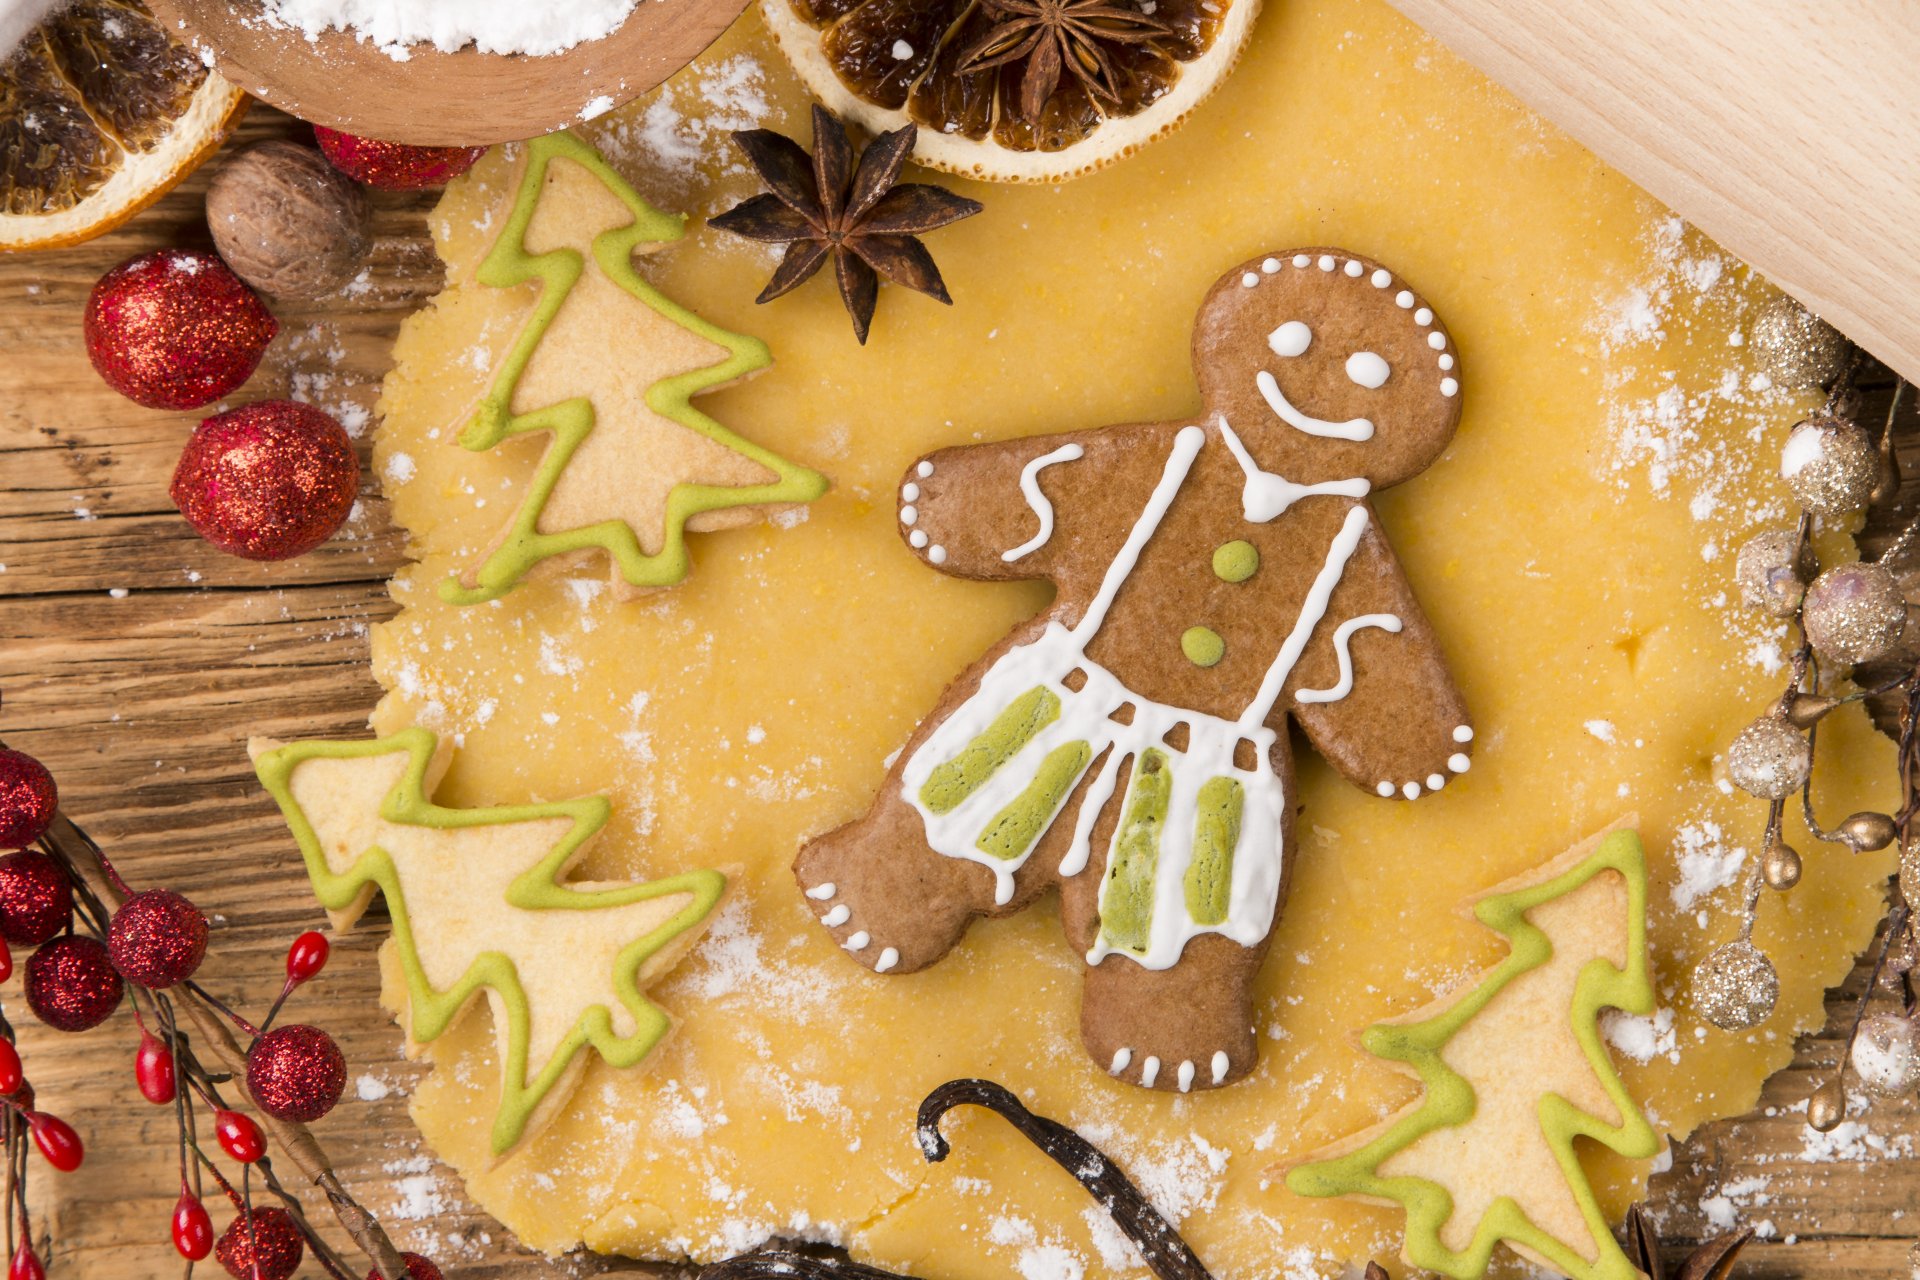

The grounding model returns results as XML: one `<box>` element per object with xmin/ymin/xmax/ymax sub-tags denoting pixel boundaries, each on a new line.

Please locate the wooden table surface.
<box><xmin>3</xmin><ymin>106</ymin><xmax>1919</xmax><ymax>1280</ymax></box>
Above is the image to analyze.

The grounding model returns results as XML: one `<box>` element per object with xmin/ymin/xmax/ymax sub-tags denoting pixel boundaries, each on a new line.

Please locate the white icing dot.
<box><xmin>1111</xmin><ymin>1048</ymin><xmax>1132</xmax><ymax>1073</ymax></box>
<box><xmin>1376</xmin><ymin>781</ymin><xmax>1395</xmax><ymax>797</ymax></box>
<box><xmin>1177</xmin><ymin>1060</ymin><xmax>1196</xmax><ymax>1091</ymax></box>
<box><xmin>805</xmin><ymin>882</ymin><xmax>837</xmax><ymax>900</ymax></box>
<box><xmin>845</xmin><ymin>931</ymin><xmax>870</xmax><ymax>951</ymax></box>
<box><xmin>1370</xmin><ymin>268</ymin><xmax>1392</xmax><ymax>288</ymax></box>
<box><xmin>1140</xmin><ymin>1056</ymin><xmax>1161</xmax><ymax>1087</ymax></box>
<box><xmin>1427</xmin><ymin>773</ymin><xmax>1445</xmax><ymax>791</ymax></box>
<box><xmin>1267</xmin><ymin>320</ymin><xmax>1312</xmax><ymax>358</ymax></box>
<box><xmin>1453</xmin><ymin>724</ymin><xmax>1473</xmax><ymax>743</ymax></box>
<box><xmin>901</xmin><ymin>483</ymin><xmax>920</xmax><ymax>502</ymax></box>
<box><xmin>1241</xmin><ymin>272</ymin><xmax>1260</xmax><ymax>288</ymax></box>
<box><xmin>1414</xmin><ymin>306</ymin><xmax>1433</xmax><ymax>326</ymax></box>
<box><xmin>1292</xmin><ymin>254</ymin><xmax>1311</xmax><ymax>268</ymax></box>
<box><xmin>822</xmin><ymin>904</ymin><xmax>851</xmax><ymax>927</ymax></box>
<box><xmin>1345</xmin><ymin>351</ymin><xmax>1390</xmax><ymax>389</ymax></box>
<box><xmin>909</xmin><ymin>530</ymin><xmax>929</xmax><ymax>548</ymax></box>
<box><xmin>1448</xmin><ymin>753</ymin><xmax>1471</xmax><ymax>773</ymax></box>
<box><xmin>1210</xmin><ymin>1050</ymin><xmax>1230</xmax><ymax>1083</ymax></box>
<box><xmin>1438</xmin><ymin>353</ymin><xmax>1455</xmax><ymax>370</ymax></box>
<box><xmin>1261</xmin><ymin>257</ymin><xmax>1281</xmax><ymax>274</ymax></box>
<box><xmin>1395</xmin><ymin>290</ymin><xmax>1415</xmax><ymax>308</ymax></box>
<box><xmin>875</xmin><ymin>947</ymin><xmax>899</xmax><ymax>972</ymax></box>
<box><xmin>891</xmin><ymin>38</ymin><xmax>913</xmax><ymax>58</ymax></box>
<box><xmin>1440</xmin><ymin>377</ymin><xmax>1459</xmax><ymax>397</ymax></box>
<box><xmin>900</xmin><ymin>505</ymin><xmax>918</xmax><ymax>525</ymax></box>
<box><xmin>1427</xmin><ymin>332</ymin><xmax>1446</xmax><ymax>350</ymax></box>
<box><xmin>917</xmin><ymin>460</ymin><xmax>934</xmax><ymax>478</ymax></box>
<box><xmin>1403</xmin><ymin>781</ymin><xmax>1421</xmax><ymax>799</ymax></box>
<box><xmin>929</xmin><ymin>545</ymin><xmax>948</xmax><ymax>565</ymax></box>
<box><xmin>1343</xmin><ymin>260</ymin><xmax>1363</xmax><ymax>278</ymax></box>
<box><xmin>1317</xmin><ymin>254</ymin><xmax>1336</xmax><ymax>271</ymax></box>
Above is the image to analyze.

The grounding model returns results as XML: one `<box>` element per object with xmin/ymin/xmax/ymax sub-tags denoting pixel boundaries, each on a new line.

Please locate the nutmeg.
<box><xmin>206</xmin><ymin>141</ymin><xmax>371</xmax><ymax>301</ymax></box>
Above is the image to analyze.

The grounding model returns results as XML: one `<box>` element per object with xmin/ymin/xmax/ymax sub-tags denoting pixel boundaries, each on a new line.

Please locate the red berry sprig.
<box><xmin>171</xmin><ymin>1188</ymin><xmax>214</xmax><ymax>1261</ymax></box>
<box><xmin>83</xmin><ymin>250</ymin><xmax>278</xmax><ymax>411</ymax></box>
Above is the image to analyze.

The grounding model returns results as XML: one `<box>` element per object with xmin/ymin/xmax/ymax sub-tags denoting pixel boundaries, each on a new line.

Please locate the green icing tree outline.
<box><xmin>253</xmin><ymin>728</ymin><xmax>726</xmax><ymax>1155</ymax></box>
<box><xmin>443</xmin><ymin>130</ymin><xmax>828</xmax><ymax>605</ymax></box>
<box><xmin>1288</xmin><ymin>829</ymin><xmax>1658</xmax><ymax>1280</ymax></box>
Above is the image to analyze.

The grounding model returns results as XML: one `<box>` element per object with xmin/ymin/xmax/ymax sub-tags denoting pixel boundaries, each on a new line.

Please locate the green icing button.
<box><xmin>1212</xmin><ymin>540</ymin><xmax>1260</xmax><ymax>583</ymax></box>
<box><xmin>1181</xmin><ymin>626</ymin><xmax>1225</xmax><ymax>668</ymax></box>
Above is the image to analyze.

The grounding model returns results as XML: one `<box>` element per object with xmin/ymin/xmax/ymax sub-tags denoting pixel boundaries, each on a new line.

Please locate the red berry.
<box><xmin>213</xmin><ymin>1108</ymin><xmax>265</xmax><ymax>1163</ymax></box>
<box><xmin>173</xmin><ymin>1192</ymin><xmax>215</xmax><ymax>1261</ymax></box>
<box><xmin>313</xmin><ymin>128</ymin><xmax>485</xmax><ymax>190</ymax></box>
<box><xmin>0</xmin><ymin>751</ymin><xmax>56</xmax><ymax>851</ymax></box>
<box><xmin>27</xmin><ymin>1111</ymin><xmax>82</xmax><ymax>1171</ymax></box>
<box><xmin>108</xmin><ymin>889</ymin><xmax>208</xmax><ymax>989</ymax></box>
<box><xmin>171</xmin><ymin>400</ymin><xmax>360</xmax><ymax>561</ymax></box>
<box><xmin>0</xmin><ymin>1040</ymin><xmax>21</xmax><ymax>1094</ymax></box>
<box><xmin>24</xmin><ymin>935</ymin><xmax>122</xmax><ymax>1032</ymax></box>
<box><xmin>368</xmin><ymin>1251</ymin><xmax>442</xmax><ymax>1280</ymax></box>
<box><xmin>0</xmin><ymin>938</ymin><xmax>14</xmax><ymax>984</ymax></box>
<box><xmin>214</xmin><ymin>1207</ymin><xmax>304</xmax><ymax>1280</ymax></box>
<box><xmin>136</xmin><ymin>1029</ymin><xmax>177</xmax><ymax>1104</ymax></box>
<box><xmin>246</xmin><ymin>1024</ymin><xmax>346</xmax><ymax>1123</ymax></box>
<box><xmin>0</xmin><ymin>852</ymin><xmax>72</xmax><ymax>946</ymax></box>
<box><xmin>285</xmin><ymin>930</ymin><xmax>329</xmax><ymax>984</ymax></box>
<box><xmin>84</xmin><ymin>250</ymin><xmax>277</xmax><ymax>411</ymax></box>
<box><xmin>8</xmin><ymin>1242</ymin><xmax>41</xmax><ymax>1280</ymax></box>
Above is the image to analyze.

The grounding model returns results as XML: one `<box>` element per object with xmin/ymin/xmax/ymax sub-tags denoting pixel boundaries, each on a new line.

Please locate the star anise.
<box><xmin>1624</xmin><ymin>1202</ymin><xmax>1753</xmax><ymax>1280</ymax></box>
<box><xmin>953</xmin><ymin>0</ymin><xmax>1173</xmax><ymax>124</ymax></box>
<box><xmin>710</xmin><ymin>105</ymin><xmax>983</xmax><ymax>345</ymax></box>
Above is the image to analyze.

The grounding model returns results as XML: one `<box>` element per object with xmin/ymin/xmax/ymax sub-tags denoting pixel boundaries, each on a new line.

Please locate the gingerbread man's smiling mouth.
<box><xmin>1256</xmin><ymin>369</ymin><xmax>1375</xmax><ymax>441</ymax></box>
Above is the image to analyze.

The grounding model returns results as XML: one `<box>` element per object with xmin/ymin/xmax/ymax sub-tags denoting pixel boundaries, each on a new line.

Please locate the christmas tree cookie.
<box><xmin>1287</xmin><ymin>826</ymin><xmax>1658</xmax><ymax>1280</ymax></box>
<box><xmin>436</xmin><ymin>130</ymin><xmax>827</xmax><ymax>603</ymax></box>
<box><xmin>250</xmin><ymin>730</ymin><xmax>725</xmax><ymax>1155</ymax></box>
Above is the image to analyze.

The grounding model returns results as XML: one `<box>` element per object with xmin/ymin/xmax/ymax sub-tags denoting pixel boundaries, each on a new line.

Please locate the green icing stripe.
<box><xmin>252</xmin><ymin>729</ymin><xmax>725</xmax><ymax>1156</ymax></box>
<box><xmin>442</xmin><ymin>131</ymin><xmax>828</xmax><ymax>604</ymax></box>
<box><xmin>1287</xmin><ymin>830</ymin><xmax>1658</xmax><ymax>1280</ymax></box>
<box><xmin>974</xmin><ymin>740</ymin><xmax>1091</xmax><ymax>861</ymax></box>
<box><xmin>1098</xmin><ymin>750</ymin><xmax>1172</xmax><ymax>952</ymax></box>
<box><xmin>1185</xmin><ymin>776</ymin><xmax>1242</xmax><ymax>926</ymax></box>
<box><xmin>920</xmin><ymin>686</ymin><xmax>1061</xmax><ymax>815</ymax></box>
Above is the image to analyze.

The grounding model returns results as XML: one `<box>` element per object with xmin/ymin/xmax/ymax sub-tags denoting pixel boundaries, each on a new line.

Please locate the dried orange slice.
<box><xmin>0</xmin><ymin>1</ymin><xmax>246</xmax><ymax>251</ymax></box>
<box><xmin>763</xmin><ymin>0</ymin><xmax>1258</xmax><ymax>182</ymax></box>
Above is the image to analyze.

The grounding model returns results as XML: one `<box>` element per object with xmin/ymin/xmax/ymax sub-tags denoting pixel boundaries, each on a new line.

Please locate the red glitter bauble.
<box><xmin>171</xmin><ymin>401</ymin><xmax>359</xmax><ymax>560</ymax></box>
<box><xmin>313</xmin><ymin>127</ymin><xmax>485</xmax><ymax>190</ymax></box>
<box><xmin>24</xmin><ymin>936</ymin><xmax>122</xmax><ymax>1032</ymax></box>
<box><xmin>246</xmin><ymin>1023</ymin><xmax>346</xmax><ymax>1122</ymax></box>
<box><xmin>0</xmin><ymin>852</ymin><xmax>73</xmax><ymax>946</ymax></box>
<box><xmin>84</xmin><ymin>250</ymin><xmax>278</xmax><ymax>411</ymax></box>
<box><xmin>0</xmin><ymin>751</ymin><xmax>56</xmax><ymax>851</ymax></box>
<box><xmin>107</xmin><ymin>889</ymin><xmax>208</xmax><ymax>989</ymax></box>
<box><xmin>366</xmin><ymin>1252</ymin><xmax>442</xmax><ymax>1280</ymax></box>
<box><xmin>214</xmin><ymin>1208</ymin><xmax>304</xmax><ymax>1280</ymax></box>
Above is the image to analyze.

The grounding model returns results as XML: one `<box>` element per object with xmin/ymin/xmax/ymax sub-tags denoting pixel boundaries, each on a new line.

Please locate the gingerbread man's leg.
<box><xmin>1079</xmin><ymin>937</ymin><xmax>1265</xmax><ymax>1091</ymax></box>
<box><xmin>794</xmin><ymin>788</ymin><xmax>1005</xmax><ymax>974</ymax></box>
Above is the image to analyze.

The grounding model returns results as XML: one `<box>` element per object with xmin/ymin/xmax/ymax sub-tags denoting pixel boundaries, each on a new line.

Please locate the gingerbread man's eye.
<box><xmin>1345</xmin><ymin>351</ymin><xmax>1390</xmax><ymax>389</ymax></box>
<box><xmin>1267</xmin><ymin>321</ymin><xmax>1311</xmax><ymax>358</ymax></box>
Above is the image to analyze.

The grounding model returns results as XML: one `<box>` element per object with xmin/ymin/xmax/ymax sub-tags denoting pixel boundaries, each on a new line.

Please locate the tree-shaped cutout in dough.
<box><xmin>445</xmin><ymin>130</ymin><xmax>828</xmax><ymax>604</ymax></box>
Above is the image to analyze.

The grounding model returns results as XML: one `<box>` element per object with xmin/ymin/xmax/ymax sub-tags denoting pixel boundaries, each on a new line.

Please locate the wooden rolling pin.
<box><xmin>1389</xmin><ymin>0</ymin><xmax>1920</xmax><ymax>383</ymax></box>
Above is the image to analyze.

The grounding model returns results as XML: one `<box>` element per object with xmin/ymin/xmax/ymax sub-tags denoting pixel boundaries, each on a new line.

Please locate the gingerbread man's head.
<box><xmin>1190</xmin><ymin>250</ymin><xmax>1462</xmax><ymax>488</ymax></box>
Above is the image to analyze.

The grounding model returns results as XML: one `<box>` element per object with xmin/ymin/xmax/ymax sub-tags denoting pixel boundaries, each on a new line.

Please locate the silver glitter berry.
<box><xmin>1751</xmin><ymin>295</ymin><xmax>1849</xmax><ymax>389</ymax></box>
<box><xmin>1734</xmin><ymin>528</ymin><xmax>1811</xmax><ymax>617</ymax></box>
<box><xmin>1726</xmin><ymin>714</ymin><xmax>1812</xmax><ymax>800</ymax></box>
<box><xmin>1850</xmin><ymin>1012</ymin><xmax>1920</xmax><ymax>1096</ymax></box>
<box><xmin>1781</xmin><ymin>416</ymin><xmax>1878</xmax><ymax>515</ymax></box>
<box><xmin>1693</xmin><ymin>940</ymin><xmax>1779</xmax><ymax>1031</ymax></box>
<box><xmin>1803</xmin><ymin>561</ymin><xmax>1908</xmax><ymax>665</ymax></box>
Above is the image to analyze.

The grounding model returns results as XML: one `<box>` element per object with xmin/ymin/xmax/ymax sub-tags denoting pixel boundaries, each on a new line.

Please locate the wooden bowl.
<box><xmin>146</xmin><ymin>0</ymin><xmax>752</xmax><ymax>146</ymax></box>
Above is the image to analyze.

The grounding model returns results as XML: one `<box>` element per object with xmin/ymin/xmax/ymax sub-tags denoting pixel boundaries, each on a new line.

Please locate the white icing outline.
<box><xmin>1217</xmin><ymin>419</ymin><xmax>1369</xmax><ymax>521</ymax></box>
<box><xmin>1294</xmin><ymin>613</ymin><xmax>1403</xmax><ymax>704</ymax></box>
<box><xmin>1256</xmin><ymin>370</ymin><xmax>1375</xmax><ymax>441</ymax></box>
<box><xmin>1002</xmin><ymin>443</ymin><xmax>1086</xmax><ymax>562</ymax></box>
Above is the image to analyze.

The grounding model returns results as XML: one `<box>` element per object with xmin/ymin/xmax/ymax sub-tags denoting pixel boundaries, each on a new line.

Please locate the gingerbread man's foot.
<box><xmin>794</xmin><ymin>796</ymin><xmax>998</xmax><ymax>975</ymax></box>
<box><xmin>1080</xmin><ymin>933</ymin><xmax>1261</xmax><ymax>1092</ymax></box>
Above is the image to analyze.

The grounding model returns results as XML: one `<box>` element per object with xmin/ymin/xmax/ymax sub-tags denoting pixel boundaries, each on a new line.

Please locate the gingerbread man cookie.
<box><xmin>795</xmin><ymin>250</ymin><xmax>1472</xmax><ymax>1091</ymax></box>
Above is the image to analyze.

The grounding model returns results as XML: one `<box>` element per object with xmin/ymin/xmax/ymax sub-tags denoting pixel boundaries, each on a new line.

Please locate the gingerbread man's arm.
<box><xmin>895</xmin><ymin>426</ymin><xmax>1164</xmax><ymax>584</ymax></box>
<box><xmin>1284</xmin><ymin>518</ymin><xmax>1473</xmax><ymax>801</ymax></box>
